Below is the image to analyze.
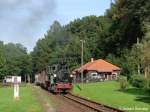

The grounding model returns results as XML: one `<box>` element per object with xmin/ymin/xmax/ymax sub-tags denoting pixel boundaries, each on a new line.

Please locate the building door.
<box><xmin>108</xmin><ymin>75</ymin><xmax>111</xmax><ymax>80</ymax></box>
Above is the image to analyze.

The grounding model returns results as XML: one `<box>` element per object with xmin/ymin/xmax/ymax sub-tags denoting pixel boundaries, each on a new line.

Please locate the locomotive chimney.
<box><xmin>91</xmin><ymin>58</ymin><xmax>94</xmax><ymax>62</ymax></box>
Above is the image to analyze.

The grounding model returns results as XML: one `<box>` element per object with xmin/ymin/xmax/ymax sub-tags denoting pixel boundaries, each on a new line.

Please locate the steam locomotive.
<box><xmin>35</xmin><ymin>61</ymin><xmax>73</xmax><ymax>93</ymax></box>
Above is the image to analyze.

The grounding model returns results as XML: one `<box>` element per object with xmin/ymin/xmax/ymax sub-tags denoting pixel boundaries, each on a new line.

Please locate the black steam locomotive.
<box><xmin>35</xmin><ymin>61</ymin><xmax>73</xmax><ymax>93</ymax></box>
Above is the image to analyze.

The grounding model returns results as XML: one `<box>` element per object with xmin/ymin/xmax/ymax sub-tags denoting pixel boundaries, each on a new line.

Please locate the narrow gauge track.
<box><xmin>64</xmin><ymin>93</ymin><xmax>125</xmax><ymax>112</ymax></box>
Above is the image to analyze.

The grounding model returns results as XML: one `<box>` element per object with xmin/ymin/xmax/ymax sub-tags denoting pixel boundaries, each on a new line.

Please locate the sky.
<box><xmin>0</xmin><ymin>0</ymin><xmax>111</xmax><ymax>52</ymax></box>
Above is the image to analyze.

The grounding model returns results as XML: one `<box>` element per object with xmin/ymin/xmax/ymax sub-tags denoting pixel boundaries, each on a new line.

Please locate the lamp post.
<box><xmin>80</xmin><ymin>40</ymin><xmax>85</xmax><ymax>83</ymax></box>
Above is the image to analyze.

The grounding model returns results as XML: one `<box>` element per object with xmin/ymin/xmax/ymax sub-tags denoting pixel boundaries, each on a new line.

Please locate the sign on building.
<box><xmin>12</xmin><ymin>76</ymin><xmax>21</xmax><ymax>83</ymax></box>
<box><xmin>4</xmin><ymin>76</ymin><xmax>21</xmax><ymax>83</ymax></box>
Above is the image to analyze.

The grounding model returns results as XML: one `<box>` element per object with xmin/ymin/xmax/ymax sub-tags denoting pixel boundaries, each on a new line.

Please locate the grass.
<box><xmin>73</xmin><ymin>81</ymin><xmax>150</xmax><ymax>112</ymax></box>
<box><xmin>0</xmin><ymin>85</ymin><xmax>44</xmax><ymax>112</ymax></box>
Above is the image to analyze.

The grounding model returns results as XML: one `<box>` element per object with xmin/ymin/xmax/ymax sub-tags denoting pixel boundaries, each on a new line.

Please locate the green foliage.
<box><xmin>131</xmin><ymin>75</ymin><xmax>149</xmax><ymax>89</ymax></box>
<box><xmin>0</xmin><ymin>0</ymin><xmax>149</xmax><ymax>85</ymax></box>
<box><xmin>0</xmin><ymin>42</ymin><xmax>32</xmax><ymax>81</ymax></box>
<box><xmin>31</xmin><ymin>0</ymin><xmax>150</xmax><ymax>81</ymax></box>
<box><xmin>148</xmin><ymin>80</ymin><xmax>150</xmax><ymax>89</ymax></box>
<box><xmin>67</xmin><ymin>16</ymin><xmax>112</xmax><ymax>59</ymax></box>
<box><xmin>31</xmin><ymin>21</ymin><xmax>74</xmax><ymax>72</ymax></box>
<box><xmin>118</xmin><ymin>76</ymin><xmax>128</xmax><ymax>90</ymax></box>
<box><xmin>32</xmin><ymin>17</ymin><xmax>112</xmax><ymax>73</ymax></box>
<box><xmin>0</xmin><ymin>41</ymin><xmax>6</xmax><ymax>80</ymax></box>
<box><xmin>105</xmin><ymin>0</ymin><xmax>150</xmax><ymax>76</ymax></box>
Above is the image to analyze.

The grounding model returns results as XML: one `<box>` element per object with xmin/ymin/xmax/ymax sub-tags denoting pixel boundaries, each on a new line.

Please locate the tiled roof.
<box><xmin>77</xmin><ymin>59</ymin><xmax>121</xmax><ymax>72</ymax></box>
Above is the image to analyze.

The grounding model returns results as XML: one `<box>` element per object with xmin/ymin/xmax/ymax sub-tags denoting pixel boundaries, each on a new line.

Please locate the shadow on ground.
<box><xmin>118</xmin><ymin>88</ymin><xmax>150</xmax><ymax>104</ymax></box>
<box><xmin>123</xmin><ymin>88</ymin><xmax>149</xmax><ymax>96</ymax></box>
<box><xmin>135</xmin><ymin>96</ymin><xmax>150</xmax><ymax>103</ymax></box>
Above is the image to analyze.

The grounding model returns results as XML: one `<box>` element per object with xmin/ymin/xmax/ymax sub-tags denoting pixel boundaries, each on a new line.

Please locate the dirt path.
<box><xmin>32</xmin><ymin>85</ymin><xmax>94</xmax><ymax>112</ymax></box>
<box><xmin>32</xmin><ymin>86</ymin><xmax>55</xmax><ymax>112</ymax></box>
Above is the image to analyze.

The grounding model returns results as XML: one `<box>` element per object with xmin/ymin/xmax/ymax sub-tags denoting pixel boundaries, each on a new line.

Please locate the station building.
<box><xmin>73</xmin><ymin>59</ymin><xmax>121</xmax><ymax>82</ymax></box>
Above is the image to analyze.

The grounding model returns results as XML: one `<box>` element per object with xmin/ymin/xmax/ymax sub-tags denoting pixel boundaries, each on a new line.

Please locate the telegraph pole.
<box><xmin>110</xmin><ymin>0</ymin><xmax>112</xmax><ymax>7</ymax></box>
<box><xmin>80</xmin><ymin>40</ymin><xmax>85</xmax><ymax>83</ymax></box>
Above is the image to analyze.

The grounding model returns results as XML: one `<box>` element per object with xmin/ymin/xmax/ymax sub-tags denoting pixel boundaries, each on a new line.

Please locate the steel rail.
<box><xmin>64</xmin><ymin>93</ymin><xmax>125</xmax><ymax>112</ymax></box>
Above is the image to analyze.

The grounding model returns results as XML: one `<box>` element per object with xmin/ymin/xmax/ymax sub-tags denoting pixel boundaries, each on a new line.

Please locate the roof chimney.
<box><xmin>91</xmin><ymin>58</ymin><xmax>94</xmax><ymax>62</ymax></box>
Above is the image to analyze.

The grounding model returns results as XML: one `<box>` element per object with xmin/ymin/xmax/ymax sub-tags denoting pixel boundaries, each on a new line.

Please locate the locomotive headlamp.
<box><xmin>54</xmin><ymin>74</ymin><xmax>57</xmax><ymax>77</ymax></box>
<box><xmin>70</xmin><ymin>74</ymin><xmax>73</xmax><ymax>77</ymax></box>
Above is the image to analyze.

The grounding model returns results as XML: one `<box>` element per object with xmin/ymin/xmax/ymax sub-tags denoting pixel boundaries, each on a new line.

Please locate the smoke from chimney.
<box><xmin>0</xmin><ymin>0</ymin><xmax>57</xmax><ymax>52</ymax></box>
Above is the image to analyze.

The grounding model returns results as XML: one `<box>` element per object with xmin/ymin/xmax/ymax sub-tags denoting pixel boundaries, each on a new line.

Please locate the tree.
<box><xmin>106</xmin><ymin>0</ymin><xmax>150</xmax><ymax>55</ymax></box>
<box><xmin>50</xmin><ymin>21</ymin><xmax>62</xmax><ymax>33</ymax></box>
<box><xmin>0</xmin><ymin>41</ymin><xmax>6</xmax><ymax>80</ymax></box>
<box><xmin>0</xmin><ymin>42</ymin><xmax>31</xmax><ymax>81</ymax></box>
<box><xmin>141</xmin><ymin>23</ymin><xmax>150</xmax><ymax>78</ymax></box>
<box><xmin>67</xmin><ymin>16</ymin><xmax>107</xmax><ymax>58</ymax></box>
<box><xmin>32</xmin><ymin>21</ymin><xmax>73</xmax><ymax>72</ymax></box>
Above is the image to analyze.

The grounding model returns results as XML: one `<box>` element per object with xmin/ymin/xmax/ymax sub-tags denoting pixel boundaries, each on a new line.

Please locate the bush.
<box><xmin>118</xmin><ymin>76</ymin><xmax>128</xmax><ymax>90</ymax></box>
<box><xmin>147</xmin><ymin>79</ymin><xmax>150</xmax><ymax>95</ymax></box>
<box><xmin>148</xmin><ymin>79</ymin><xmax>150</xmax><ymax>87</ymax></box>
<box><xmin>131</xmin><ymin>75</ymin><xmax>149</xmax><ymax>89</ymax></box>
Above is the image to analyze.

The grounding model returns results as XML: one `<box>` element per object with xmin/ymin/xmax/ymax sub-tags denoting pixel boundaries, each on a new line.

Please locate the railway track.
<box><xmin>64</xmin><ymin>93</ymin><xmax>125</xmax><ymax>112</ymax></box>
